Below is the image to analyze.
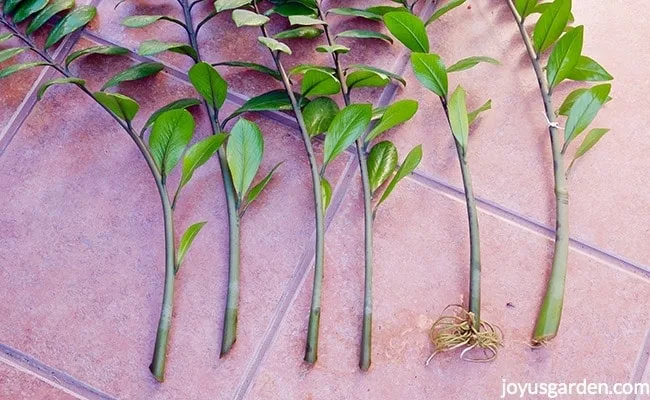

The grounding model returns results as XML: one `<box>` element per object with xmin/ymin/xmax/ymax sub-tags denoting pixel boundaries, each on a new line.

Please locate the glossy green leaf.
<box><xmin>215</xmin><ymin>0</ymin><xmax>250</xmax><ymax>13</ymax></box>
<box><xmin>547</xmin><ymin>25</ymin><xmax>584</xmax><ymax>88</ymax></box>
<box><xmin>92</xmin><ymin>91</ymin><xmax>139</xmax><ymax>122</ymax></box>
<box><xmin>336</xmin><ymin>29</ymin><xmax>393</xmax><ymax>44</ymax></box>
<box><xmin>558</xmin><ymin>88</ymin><xmax>612</xmax><ymax>116</ymax></box>
<box><xmin>532</xmin><ymin>0</ymin><xmax>571</xmax><ymax>53</ymax></box>
<box><xmin>274</xmin><ymin>26</ymin><xmax>323</xmax><ymax>39</ymax></box>
<box><xmin>564</xmin><ymin>83</ymin><xmax>611</xmax><ymax>146</ymax></box>
<box><xmin>323</xmin><ymin>104</ymin><xmax>372</xmax><ymax>167</ymax></box>
<box><xmin>301</xmin><ymin>69</ymin><xmax>340</xmax><ymax>97</ymax></box>
<box><xmin>515</xmin><ymin>0</ymin><xmax>537</xmax><ymax>19</ymax></box>
<box><xmin>0</xmin><ymin>48</ymin><xmax>27</xmax><ymax>63</ymax></box>
<box><xmin>225</xmin><ymin>90</ymin><xmax>295</xmax><ymax>123</ymax></box>
<box><xmin>121</xmin><ymin>15</ymin><xmax>167</xmax><ymax>28</ymax></box>
<box><xmin>366</xmin><ymin>99</ymin><xmax>418</xmax><ymax>142</ymax></box>
<box><xmin>289</xmin><ymin>64</ymin><xmax>335</xmax><ymax>77</ymax></box>
<box><xmin>327</xmin><ymin>7</ymin><xmax>381</xmax><ymax>21</ymax></box>
<box><xmin>214</xmin><ymin>61</ymin><xmax>280</xmax><ymax>80</ymax></box>
<box><xmin>346</xmin><ymin>64</ymin><xmax>406</xmax><ymax>86</ymax></box>
<box><xmin>13</xmin><ymin>0</ymin><xmax>48</xmax><ymax>23</ymax></box>
<box><xmin>37</xmin><ymin>77</ymin><xmax>85</xmax><ymax>100</ymax></box>
<box><xmin>258</xmin><ymin>36</ymin><xmax>292</xmax><ymax>55</ymax></box>
<box><xmin>346</xmin><ymin>70</ymin><xmax>390</xmax><ymax>90</ymax></box>
<box><xmin>446</xmin><ymin>56</ymin><xmax>500</xmax><ymax>73</ymax></box>
<box><xmin>384</xmin><ymin>11</ymin><xmax>429</xmax><ymax>53</ymax></box>
<box><xmin>180</xmin><ymin>134</ymin><xmax>227</xmax><ymax>188</ymax></box>
<box><xmin>0</xmin><ymin>62</ymin><xmax>49</xmax><ymax>79</ymax></box>
<box><xmin>288</xmin><ymin>15</ymin><xmax>325</xmax><ymax>26</ymax></box>
<box><xmin>411</xmin><ymin>52</ymin><xmax>447</xmax><ymax>97</ymax></box>
<box><xmin>232</xmin><ymin>9</ymin><xmax>269</xmax><ymax>27</ymax></box>
<box><xmin>188</xmin><ymin>61</ymin><xmax>227</xmax><ymax>109</ymax></box>
<box><xmin>45</xmin><ymin>6</ymin><xmax>96</xmax><ymax>49</ymax></box>
<box><xmin>137</xmin><ymin>40</ymin><xmax>198</xmax><ymax>61</ymax></box>
<box><xmin>175</xmin><ymin>221</ymin><xmax>207</xmax><ymax>273</ymax></box>
<box><xmin>425</xmin><ymin>0</ymin><xmax>466</xmax><ymax>25</ymax></box>
<box><xmin>101</xmin><ymin>62</ymin><xmax>164</xmax><ymax>91</ymax></box>
<box><xmin>377</xmin><ymin>144</ymin><xmax>422</xmax><ymax>207</ymax></box>
<box><xmin>567</xmin><ymin>55</ymin><xmax>613</xmax><ymax>82</ymax></box>
<box><xmin>245</xmin><ymin>162</ymin><xmax>282</xmax><ymax>206</ymax></box>
<box><xmin>467</xmin><ymin>99</ymin><xmax>491</xmax><ymax>125</ymax></box>
<box><xmin>3</xmin><ymin>0</ymin><xmax>25</xmax><ymax>14</ymax></box>
<box><xmin>366</xmin><ymin>6</ymin><xmax>405</xmax><ymax>16</ymax></box>
<box><xmin>573</xmin><ymin>128</ymin><xmax>609</xmax><ymax>160</ymax></box>
<box><xmin>149</xmin><ymin>109</ymin><xmax>195</xmax><ymax>175</ymax></box>
<box><xmin>271</xmin><ymin>3</ymin><xmax>315</xmax><ymax>17</ymax></box>
<box><xmin>448</xmin><ymin>86</ymin><xmax>469</xmax><ymax>151</ymax></box>
<box><xmin>65</xmin><ymin>45</ymin><xmax>128</xmax><ymax>68</ymax></box>
<box><xmin>142</xmin><ymin>98</ymin><xmax>201</xmax><ymax>132</ymax></box>
<box><xmin>321</xmin><ymin>177</ymin><xmax>332</xmax><ymax>211</ymax></box>
<box><xmin>315</xmin><ymin>44</ymin><xmax>350</xmax><ymax>54</ymax></box>
<box><xmin>227</xmin><ymin>118</ymin><xmax>264</xmax><ymax>197</ymax></box>
<box><xmin>367</xmin><ymin>140</ymin><xmax>398</xmax><ymax>192</ymax></box>
<box><xmin>303</xmin><ymin>97</ymin><xmax>339</xmax><ymax>137</ymax></box>
<box><xmin>26</xmin><ymin>0</ymin><xmax>74</xmax><ymax>34</ymax></box>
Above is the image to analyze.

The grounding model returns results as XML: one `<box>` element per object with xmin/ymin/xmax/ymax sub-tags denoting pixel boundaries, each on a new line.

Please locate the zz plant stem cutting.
<box><xmin>506</xmin><ymin>0</ymin><xmax>613</xmax><ymax>346</ymax></box>
<box><xmin>122</xmin><ymin>0</ymin><xmax>280</xmax><ymax>357</ymax></box>
<box><xmin>383</xmin><ymin>0</ymin><xmax>503</xmax><ymax>362</ymax></box>
<box><xmin>0</xmin><ymin>5</ymin><xmax>219</xmax><ymax>382</ymax></box>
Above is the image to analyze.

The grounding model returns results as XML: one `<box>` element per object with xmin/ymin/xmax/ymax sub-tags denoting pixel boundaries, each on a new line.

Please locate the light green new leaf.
<box><xmin>26</xmin><ymin>0</ymin><xmax>74</xmax><ymax>34</ymax></box>
<box><xmin>411</xmin><ymin>52</ymin><xmax>447</xmax><ymax>97</ymax></box>
<box><xmin>37</xmin><ymin>77</ymin><xmax>85</xmax><ymax>100</ymax></box>
<box><xmin>384</xmin><ymin>11</ymin><xmax>429</xmax><ymax>53</ymax></box>
<box><xmin>533</xmin><ymin>0</ymin><xmax>571</xmax><ymax>53</ymax></box>
<box><xmin>346</xmin><ymin>70</ymin><xmax>390</xmax><ymax>90</ymax></box>
<box><xmin>573</xmin><ymin>128</ymin><xmax>609</xmax><ymax>160</ymax></box>
<box><xmin>149</xmin><ymin>109</ymin><xmax>195</xmax><ymax>175</ymax></box>
<box><xmin>301</xmin><ymin>69</ymin><xmax>340</xmax><ymax>97</ymax></box>
<box><xmin>0</xmin><ymin>48</ymin><xmax>26</xmax><ymax>63</ymax></box>
<box><xmin>366</xmin><ymin>99</ymin><xmax>418</xmax><ymax>142</ymax></box>
<box><xmin>13</xmin><ymin>0</ymin><xmax>48</xmax><ymax>24</ymax></box>
<box><xmin>65</xmin><ymin>45</ymin><xmax>128</xmax><ymax>68</ymax></box>
<box><xmin>121</xmin><ymin>15</ymin><xmax>169</xmax><ymax>28</ymax></box>
<box><xmin>563</xmin><ymin>83</ymin><xmax>611</xmax><ymax>146</ymax></box>
<box><xmin>0</xmin><ymin>33</ymin><xmax>14</xmax><ymax>43</ymax></box>
<box><xmin>321</xmin><ymin>177</ymin><xmax>332</xmax><ymax>211</ymax></box>
<box><xmin>45</xmin><ymin>6</ymin><xmax>96</xmax><ymax>49</ymax></box>
<box><xmin>258</xmin><ymin>36</ymin><xmax>292</xmax><ymax>55</ymax></box>
<box><xmin>448</xmin><ymin>86</ymin><xmax>469</xmax><ymax>151</ymax></box>
<box><xmin>288</xmin><ymin>15</ymin><xmax>325</xmax><ymax>26</ymax></box>
<box><xmin>446</xmin><ymin>56</ymin><xmax>500</xmax><ymax>73</ymax></box>
<box><xmin>289</xmin><ymin>64</ymin><xmax>335</xmax><ymax>76</ymax></box>
<box><xmin>274</xmin><ymin>27</ymin><xmax>323</xmax><ymax>40</ymax></box>
<box><xmin>336</xmin><ymin>29</ymin><xmax>393</xmax><ymax>44</ymax></box>
<box><xmin>101</xmin><ymin>62</ymin><xmax>164</xmax><ymax>91</ymax></box>
<box><xmin>315</xmin><ymin>44</ymin><xmax>350</xmax><ymax>54</ymax></box>
<box><xmin>0</xmin><ymin>62</ymin><xmax>49</xmax><ymax>79</ymax></box>
<box><xmin>467</xmin><ymin>99</ymin><xmax>491</xmax><ymax>125</ymax></box>
<box><xmin>232</xmin><ymin>9</ymin><xmax>270</xmax><ymax>27</ymax></box>
<box><xmin>323</xmin><ymin>103</ymin><xmax>373</xmax><ymax>168</ymax></box>
<box><xmin>188</xmin><ymin>62</ymin><xmax>227</xmax><ymax>109</ymax></box>
<box><xmin>303</xmin><ymin>97</ymin><xmax>340</xmax><ymax>137</ymax></box>
<box><xmin>175</xmin><ymin>221</ymin><xmax>207</xmax><ymax>273</ymax></box>
<box><xmin>327</xmin><ymin>7</ymin><xmax>381</xmax><ymax>21</ymax></box>
<box><xmin>568</xmin><ymin>55</ymin><xmax>613</xmax><ymax>82</ymax></box>
<box><xmin>227</xmin><ymin>118</ymin><xmax>264</xmax><ymax>198</ymax></box>
<box><xmin>143</xmin><ymin>98</ymin><xmax>202</xmax><ymax>132</ymax></box>
<box><xmin>426</xmin><ymin>0</ymin><xmax>466</xmax><ymax>25</ymax></box>
<box><xmin>514</xmin><ymin>0</ymin><xmax>538</xmax><ymax>19</ymax></box>
<box><xmin>138</xmin><ymin>40</ymin><xmax>198</xmax><ymax>61</ymax></box>
<box><xmin>367</xmin><ymin>140</ymin><xmax>398</xmax><ymax>192</ymax></box>
<box><xmin>215</xmin><ymin>0</ymin><xmax>250</xmax><ymax>13</ymax></box>
<box><xmin>246</xmin><ymin>162</ymin><xmax>282</xmax><ymax>206</ymax></box>
<box><xmin>547</xmin><ymin>26</ymin><xmax>584</xmax><ymax>88</ymax></box>
<box><xmin>377</xmin><ymin>144</ymin><xmax>422</xmax><ymax>207</ymax></box>
<box><xmin>180</xmin><ymin>134</ymin><xmax>227</xmax><ymax>188</ymax></box>
<box><xmin>92</xmin><ymin>91</ymin><xmax>139</xmax><ymax>122</ymax></box>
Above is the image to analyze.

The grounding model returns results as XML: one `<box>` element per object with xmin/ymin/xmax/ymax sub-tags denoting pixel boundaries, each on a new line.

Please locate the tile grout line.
<box><xmin>232</xmin><ymin>2</ymin><xmax>437</xmax><ymax>399</ymax></box>
<box><xmin>630</xmin><ymin>325</ymin><xmax>650</xmax><ymax>400</ymax></box>
<box><xmin>0</xmin><ymin>343</ymin><xmax>117</xmax><ymax>400</ymax></box>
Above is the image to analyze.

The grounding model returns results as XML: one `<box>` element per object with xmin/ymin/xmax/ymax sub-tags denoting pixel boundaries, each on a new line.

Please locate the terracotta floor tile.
<box><xmin>0</xmin><ymin>40</ymin><xmax>351</xmax><ymax>398</ymax></box>
<box><xmin>0</xmin><ymin>363</ymin><xmax>73</xmax><ymax>400</ymax></box>
<box><xmin>383</xmin><ymin>0</ymin><xmax>650</xmax><ymax>267</ymax></box>
<box><xmin>246</xmin><ymin>178</ymin><xmax>650</xmax><ymax>400</ymax></box>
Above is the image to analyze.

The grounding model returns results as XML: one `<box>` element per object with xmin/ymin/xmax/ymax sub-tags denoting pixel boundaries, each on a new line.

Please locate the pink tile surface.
<box><xmin>0</xmin><ymin>363</ymin><xmax>73</xmax><ymax>400</ymax></box>
<box><xmin>247</xmin><ymin>178</ymin><xmax>650</xmax><ymax>399</ymax></box>
<box><xmin>385</xmin><ymin>0</ymin><xmax>650</xmax><ymax>267</ymax></box>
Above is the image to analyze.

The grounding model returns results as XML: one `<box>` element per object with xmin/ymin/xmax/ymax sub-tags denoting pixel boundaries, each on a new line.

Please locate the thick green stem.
<box><xmin>256</xmin><ymin>11</ymin><xmax>325</xmax><ymax>363</ymax></box>
<box><xmin>316</xmin><ymin>4</ymin><xmax>374</xmax><ymax>371</ymax></box>
<box><xmin>178</xmin><ymin>0</ymin><xmax>241</xmax><ymax>355</ymax></box>
<box><xmin>506</xmin><ymin>0</ymin><xmax>570</xmax><ymax>344</ymax></box>
<box><xmin>149</xmin><ymin>184</ymin><xmax>176</xmax><ymax>382</ymax></box>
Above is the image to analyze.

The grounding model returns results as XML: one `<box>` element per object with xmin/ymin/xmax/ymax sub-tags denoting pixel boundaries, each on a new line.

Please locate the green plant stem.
<box><xmin>506</xmin><ymin>0</ymin><xmax>570</xmax><ymax>344</ymax></box>
<box><xmin>316</xmin><ymin>4</ymin><xmax>374</xmax><ymax>371</ymax></box>
<box><xmin>256</xmin><ymin>2</ymin><xmax>325</xmax><ymax>364</ymax></box>
<box><xmin>441</xmin><ymin>97</ymin><xmax>481</xmax><ymax>329</ymax></box>
<box><xmin>0</xmin><ymin>16</ymin><xmax>180</xmax><ymax>380</ymax></box>
<box><xmin>177</xmin><ymin>0</ymin><xmax>241</xmax><ymax>356</ymax></box>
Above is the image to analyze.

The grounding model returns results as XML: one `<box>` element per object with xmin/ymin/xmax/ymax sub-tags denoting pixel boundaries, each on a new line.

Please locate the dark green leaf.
<box><xmin>323</xmin><ymin>103</ymin><xmax>372</xmax><ymax>167</ymax></box>
<box><xmin>377</xmin><ymin>144</ymin><xmax>422</xmax><ymax>207</ymax></box>
<box><xmin>367</xmin><ymin>140</ymin><xmax>398</xmax><ymax>192</ymax></box>
<box><xmin>448</xmin><ymin>86</ymin><xmax>469</xmax><ymax>150</ymax></box>
<box><xmin>37</xmin><ymin>77</ymin><xmax>85</xmax><ymax>100</ymax></box>
<box><xmin>180</xmin><ymin>134</ymin><xmax>227</xmax><ymax>188</ymax></box>
<box><xmin>143</xmin><ymin>98</ymin><xmax>201</xmax><ymax>132</ymax></box>
<box><xmin>175</xmin><ymin>221</ymin><xmax>207</xmax><ymax>273</ymax></box>
<box><xmin>92</xmin><ymin>91</ymin><xmax>139</xmax><ymax>122</ymax></box>
<box><xmin>45</xmin><ymin>6</ymin><xmax>96</xmax><ymax>49</ymax></box>
<box><xmin>26</xmin><ymin>0</ymin><xmax>74</xmax><ymax>34</ymax></box>
<box><xmin>384</xmin><ymin>11</ymin><xmax>429</xmax><ymax>53</ymax></box>
<box><xmin>425</xmin><ymin>0</ymin><xmax>466</xmax><ymax>25</ymax></box>
<box><xmin>271</xmin><ymin>3</ymin><xmax>315</xmax><ymax>17</ymax></box>
<box><xmin>346</xmin><ymin>70</ymin><xmax>390</xmax><ymax>90</ymax></box>
<box><xmin>214</xmin><ymin>61</ymin><xmax>281</xmax><ymax>80</ymax></box>
<box><xmin>366</xmin><ymin>99</ymin><xmax>418</xmax><ymax>142</ymax></box>
<box><xmin>149</xmin><ymin>109</ymin><xmax>195</xmax><ymax>175</ymax></box>
<box><xmin>547</xmin><ymin>25</ymin><xmax>583</xmax><ymax>88</ymax></box>
<box><xmin>327</xmin><ymin>7</ymin><xmax>381</xmax><ymax>21</ymax></box>
<box><xmin>346</xmin><ymin>64</ymin><xmax>406</xmax><ymax>86</ymax></box>
<box><xmin>366</xmin><ymin>5</ymin><xmax>405</xmax><ymax>16</ymax></box>
<box><xmin>567</xmin><ymin>55</ymin><xmax>613</xmax><ymax>82</ymax></box>
<box><xmin>65</xmin><ymin>45</ymin><xmax>129</xmax><ymax>68</ymax></box>
<box><xmin>101</xmin><ymin>62</ymin><xmax>164</xmax><ymax>91</ymax></box>
<box><xmin>411</xmin><ymin>52</ymin><xmax>447</xmax><ymax>97</ymax></box>
<box><xmin>336</xmin><ymin>29</ymin><xmax>393</xmax><ymax>44</ymax></box>
<box><xmin>564</xmin><ymin>83</ymin><xmax>611</xmax><ymax>146</ymax></box>
<box><xmin>446</xmin><ymin>56</ymin><xmax>500</xmax><ymax>73</ymax></box>
<box><xmin>0</xmin><ymin>62</ymin><xmax>49</xmax><ymax>79</ymax></box>
<box><xmin>226</xmin><ymin>90</ymin><xmax>295</xmax><ymax>123</ymax></box>
<box><xmin>532</xmin><ymin>0</ymin><xmax>571</xmax><ymax>53</ymax></box>
<box><xmin>274</xmin><ymin>26</ymin><xmax>323</xmax><ymax>39</ymax></box>
<box><xmin>301</xmin><ymin>69</ymin><xmax>340</xmax><ymax>97</ymax></box>
<box><xmin>188</xmin><ymin>61</ymin><xmax>227</xmax><ymax>109</ymax></box>
<box><xmin>137</xmin><ymin>40</ymin><xmax>198</xmax><ymax>61</ymax></box>
<box><xmin>227</xmin><ymin>118</ymin><xmax>264</xmax><ymax>197</ymax></box>
<box><xmin>303</xmin><ymin>97</ymin><xmax>339</xmax><ymax>137</ymax></box>
<box><xmin>13</xmin><ymin>0</ymin><xmax>48</xmax><ymax>24</ymax></box>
